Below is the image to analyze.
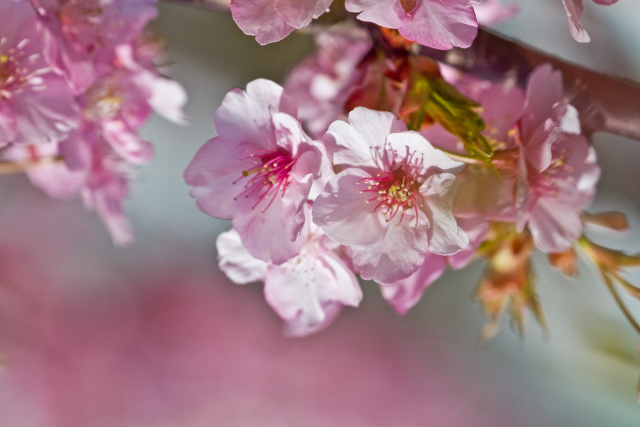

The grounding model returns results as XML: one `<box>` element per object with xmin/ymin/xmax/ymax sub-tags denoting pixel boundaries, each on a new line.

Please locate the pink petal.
<box><xmin>233</xmin><ymin>181</ymin><xmax>311</xmax><ymax>264</ymax></box>
<box><xmin>398</xmin><ymin>0</ymin><xmax>478</xmax><ymax>50</ymax></box>
<box><xmin>419</xmin><ymin>173</ymin><xmax>469</xmax><ymax>255</ymax></box>
<box><xmin>148</xmin><ymin>77</ymin><xmax>188</xmax><ymax>125</ymax></box>
<box><xmin>473</xmin><ymin>0</ymin><xmax>518</xmax><ymax>26</ymax></box>
<box><xmin>216</xmin><ymin>229</ymin><xmax>268</xmax><ymax>284</ymax></box>
<box><xmin>273</xmin><ymin>0</ymin><xmax>332</xmax><ymax>28</ymax></box>
<box><xmin>561</xmin><ymin>0</ymin><xmax>590</xmax><ymax>42</ymax></box>
<box><xmin>523</xmin><ymin>64</ymin><xmax>564</xmax><ymax>137</ymax></box>
<box><xmin>282</xmin><ymin>303</ymin><xmax>342</xmax><ymax>337</ymax></box>
<box><xmin>27</xmin><ymin>162</ymin><xmax>86</xmax><ymax>199</ymax></box>
<box><xmin>452</xmin><ymin>164</ymin><xmax>517</xmax><ymax>222</ymax></box>
<box><xmin>528</xmin><ymin>199</ymin><xmax>583</xmax><ymax>253</ymax></box>
<box><xmin>231</xmin><ymin>0</ymin><xmax>296</xmax><ymax>44</ymax></box>
<box><xmin>345</xmin><ymin>0</ymin><xmax>405</xmax><ymax>29</ymax></box>
<box><xmin>325</xmin><ymin>107</ymin><xmax>406</xmax><ymax>169</ymax></box>
<box><xmin>102</xmin><ymin>120</ymin><xmax>154</xmax><ymax>165</ymax></box>
<box><xmin>380</xmin><ymin>252</ymin><xmax>447</xmax><ymax>314</ymax></box>
<box><xmin>316</xmin><ymin>250</ymin><xmax>363</xmax><ymax>308</ymax></box>
<box><xmin>476</xmin><ymin>83</ymin><xmax>525</xmax><ymax>144</ymax></box>
<box><xmin>349</xmin><ymin>213</ymin><xmax>430</xmax><ymax>283</ymax></box>
<box><xmin>214</xmin><ymin>79</ymin><xmax>297</xmax><ymax>149</ymax></box>
<box><xmin>184</xmin><ymin>137</ymin><xmax>253</xmax><ymax>220</ymax></box>
<box><xmin>10</xmin><ymin>75</ymin><xmax>80</xmax><ymax>145</ymax></box>
<box><xmin>447</xmin><ymin>216</ymin><xmax>489</xmax><ymax>269</ymax></box>
<box><xmin>272</xmin><ymin>112</ymin><xmax>304</xmax><ymax>155</ymax></box>
<box><xmin>312</xmin><ymin>168</ymin><xmax>388</xmax><ymax>247</ymax></box>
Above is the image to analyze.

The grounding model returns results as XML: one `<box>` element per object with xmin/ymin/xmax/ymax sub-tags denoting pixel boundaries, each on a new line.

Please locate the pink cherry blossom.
<box><xmin>230</xmin><ymin>0</ymin><xmax>333</xmax><ymax>45</ymax></box>
<box><xmin>284</xmin><ymin>25</ymin><xmax>371</xmax><ymax>139</ymax></box>
<box><xmin>313</xmin><ymin>107</ymin><xmax>469</xmax><ymax>284</ymax></box>
<box><xmin>561</xmin><ymin>0</ymin><xmax>619</xmax><ymax>43</ymax></box>
<box><xmin>184</xmin><ymin>79</ymin><xmax>332</xmax><ymax>264</ymax></box>
<box><xmin>217</xmin><ymin>225</ymin><xmax>362</xmax><ymax>336</ymax></box>
<box><xmin>32</xmin><ymin>0</ymin><xmax>159</xmax><ymax>93</ymax></box>
<box><xmin>345</xmin><ymin>0</ymin><xmax>478</xmax><ymax>49</ymax></box>
<box><xmin>82</xmin><ymin>72</ymin><xmax>154</xmax><ymax>165</ymax></box>
<box><xmin>0</xmin><ymin>0</ymin><xmax>79</xmax><ymax>146</ymax></box>
<box><xmin>515</xmin><ymin>64</ymin><xmax>600</xmax><ymax>252</ymax></box>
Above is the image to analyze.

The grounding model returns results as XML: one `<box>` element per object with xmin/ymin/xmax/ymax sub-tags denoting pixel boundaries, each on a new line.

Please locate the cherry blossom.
<box><xmin>284</xmin><ymin>25</ymin><xmax>371</xmax><ymax>139</ymax></box>
<box><xmin>515</xmin><ymin>64</ymin><xmax>600</xmax><ymax>252</ymax></box>
<box><xmin>217</xmin><ymin>226</ymin><xmax>362</xmax><ymax>336</ymax></box>
<box><xmin>313</xmin><ymin>107</ymin><xmax>469</xmax><ymax>284</ymax></box>
<box><xmin>0</xmin><ymin>0</ymin><xmax>79</xmax><ymax>146</ymax></box>
<box><xmin>184</xmin><ymin>79</ymin><xmax>331</xmax><ymax>264</ymax></box>
<box><xmin>345</xmin><ymin>0</ymin><xmax>478</xmax><ymax>50</ymax></box>
<box><xmin>32</xmin><ymin>0</ymin><xmax>159</xmax><ymax>93</ymax></box>
<box><xmin>230</xmin><ymin>0</ymin><xmax>480</xmax><ymax>48</ymax></box>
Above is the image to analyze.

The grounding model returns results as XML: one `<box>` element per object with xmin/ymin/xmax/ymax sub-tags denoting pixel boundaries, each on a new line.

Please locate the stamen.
<box><xmin>233</xmin><ymin>149</ymin><xmax>295</xmax><ymax>213</ymax></box>
<box><xmin>361</xmin><ymin>168</ymin><xmax>424</xmax><ymax>226</ymax></box>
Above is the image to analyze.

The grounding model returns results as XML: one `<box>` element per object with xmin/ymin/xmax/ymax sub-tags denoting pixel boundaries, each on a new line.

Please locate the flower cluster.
<box><xmin>0</xmin><ymin>0</ymin><xmax>186</xmax><ymax>244</ymax></box>
<box><xmin>231</xmin><ymin>0</ymin><xmax>480</xmax><ymax>48</ymax></box>
<box><xmin>185</xmin><ymin>41</ymin><xmax>603</xmax><ymax>334</ymax></box>
<box><xmin>230</xmin><ymin>0</ymin><xmax>617</xmax><ymax>47</ymax></box>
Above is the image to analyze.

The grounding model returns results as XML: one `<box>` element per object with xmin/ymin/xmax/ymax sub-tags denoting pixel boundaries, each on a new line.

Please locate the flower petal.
<box><xmin>216</xmin><ymin>229</ymin><xmax>268</xmax><ymax>284</ymax></box>
<box><xmin>313</xmin><ymin>168</ymin><xmax>387</xmax><ymax>247</ymax></box>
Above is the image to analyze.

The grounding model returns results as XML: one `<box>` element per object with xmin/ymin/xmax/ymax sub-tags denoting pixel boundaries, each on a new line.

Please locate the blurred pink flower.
<box><xmin>185</xmin><ymin>79</ymin><xmax>332</xmax><ymax>264</ymax></box>
<box><xmin>313</xmin><ymin>107</ymin><xmax>468</xmax><ymax>284</ymax></box>
<box><xmin>33</xmin><ymin>0</ymin><xmax>159</xmax><ymax>93</ymax></box>
<box><xmin>515</xmin><ymin>64</ymin><xmax>600</xmax><ymax>252</ymax></box>
<box><xmin>0</xmin><ymin>246</ymin><xmax>505</xmax><ymax>427</ymax></box>
<box><xmin>217</xmin><ymin>225</ymin><xmax>362</xmax><ymax>336</ymax></box>
<box><xmin>0</xmin><ymin>0</ymin><xmax>79</xmax><ymax>146</ymax></box>
<box><xmin>345</xmin><ymin>0</ymin><xmax>478</xmax><ymax>49</ymax></box>
<box><xmin>284</xmin><ymin>25</ymin><xmax>371</xmax><ymax>139</ymax></box>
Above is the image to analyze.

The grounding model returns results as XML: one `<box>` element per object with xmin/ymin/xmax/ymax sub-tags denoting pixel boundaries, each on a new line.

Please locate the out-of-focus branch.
<box><xmin>162</xmin><ymin>0</ymin><xmax>640</xmax><ymax>141</ymax></box>
<box><xmin>162</xmin><ymin>0</ymin><xmax>230</xmax><ymax>13</ymax></box>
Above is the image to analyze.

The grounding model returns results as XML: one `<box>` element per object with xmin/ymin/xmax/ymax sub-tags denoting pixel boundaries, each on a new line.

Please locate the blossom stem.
<box><xmin>434</xmin><ymin>148</ymin><xmax>485</xmax><ymax>166</ymax></box>
<box><xmin>600</xmin><ymin>271</ymin><xmax>640</xmax><ymax>335</ymax></box>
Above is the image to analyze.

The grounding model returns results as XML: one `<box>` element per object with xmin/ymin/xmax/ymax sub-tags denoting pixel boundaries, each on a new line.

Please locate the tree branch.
<box><xmin>162</xmin><ymin>0</ymin><xmax>640</xmax><ymax>141</ymax></box>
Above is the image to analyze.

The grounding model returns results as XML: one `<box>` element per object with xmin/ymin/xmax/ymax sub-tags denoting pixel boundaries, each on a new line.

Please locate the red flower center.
<box><xmin>233</xmin><ymin>149</ymin><xmax>296</xmax><ymax>214</ymax></box>
<box><xmin>357</xmin><ymin>168</ymin><xmax>424</xmax><ymax>226</ymax></box>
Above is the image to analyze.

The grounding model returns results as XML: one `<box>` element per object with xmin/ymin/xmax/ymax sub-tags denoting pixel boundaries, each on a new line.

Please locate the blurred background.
<box><xmin>0</xmin><ymin>0</ymin><xmax>639</xmax><ymax>425</ymax></box>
